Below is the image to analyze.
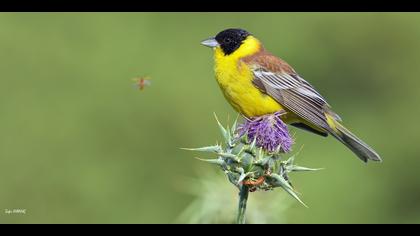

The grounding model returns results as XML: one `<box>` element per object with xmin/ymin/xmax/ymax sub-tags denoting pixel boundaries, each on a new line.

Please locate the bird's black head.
<box><xmin>215</xmin><ymin>28</ymin><xmax>251</xmax><ymax>55</ymax></box>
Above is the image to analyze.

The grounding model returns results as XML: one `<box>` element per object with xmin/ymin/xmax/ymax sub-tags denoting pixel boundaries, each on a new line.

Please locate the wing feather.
<box><xmin>251</xmin><ymin>68</ymin><xmax>334</xmax><ymax>131</ymax></box>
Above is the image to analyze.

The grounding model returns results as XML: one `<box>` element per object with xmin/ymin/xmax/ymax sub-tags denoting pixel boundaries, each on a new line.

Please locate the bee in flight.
<box><xmin>132</xmin><ymin>76</ymin><xmax>151</xmax><ymax>91</ymax></box>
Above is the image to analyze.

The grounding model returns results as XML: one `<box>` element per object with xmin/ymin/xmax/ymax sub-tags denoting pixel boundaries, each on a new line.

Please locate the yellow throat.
<box><xmin>212</xmin><ymin>36</ymin><xmax>284</xmax><ymax>118</ymax></box>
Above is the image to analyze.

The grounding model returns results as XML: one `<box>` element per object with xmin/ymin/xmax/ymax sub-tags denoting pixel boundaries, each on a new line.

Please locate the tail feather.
<box><xmin>329</xmin><ymin>121</ymin><xmax>382</xmax><ymax>163</ymax></box>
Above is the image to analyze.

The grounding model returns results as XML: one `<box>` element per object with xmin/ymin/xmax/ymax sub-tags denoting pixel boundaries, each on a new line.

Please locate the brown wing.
<box><xmin>243</xmin><ymin>52</ymin><xmax>340</xmax><ymax>132</ymax></box>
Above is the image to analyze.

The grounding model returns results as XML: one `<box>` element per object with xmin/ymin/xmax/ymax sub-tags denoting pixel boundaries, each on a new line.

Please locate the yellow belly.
<box><xmin>214</xmin><ymin>49</ymin><xmax>291</xmax><ymax>120</ymax></box>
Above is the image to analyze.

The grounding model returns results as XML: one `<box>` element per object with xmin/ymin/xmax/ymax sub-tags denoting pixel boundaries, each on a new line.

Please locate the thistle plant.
<box><xmin>184</xmin><ymin>112</ymin><xmax>321</xmax><ymax>224</ymax></box>
<box><xmin>176</xmin><ymin>170</ymin><xmax>292</xmax><ymax>224</ymax></box>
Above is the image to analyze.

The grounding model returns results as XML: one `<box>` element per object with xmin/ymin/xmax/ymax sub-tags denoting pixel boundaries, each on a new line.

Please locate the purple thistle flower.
<box><xmin>237</xmin><ymin>112</ymin><xmax>293</xmax><ymax>153</ymax></box>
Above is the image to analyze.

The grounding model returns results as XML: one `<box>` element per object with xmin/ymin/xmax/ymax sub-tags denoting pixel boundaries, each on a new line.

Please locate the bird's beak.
<box><xmin>201</xmin><ymin>37</ymin><xmax>219</xmax><ymax>48</ymax></box>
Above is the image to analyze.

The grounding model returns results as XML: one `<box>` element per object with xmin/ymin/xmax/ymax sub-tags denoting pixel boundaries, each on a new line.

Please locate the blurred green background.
<box><xmin>0</xmin><ymin>12</ymin><xmax>419</xmax><ymax>223</ymax></box>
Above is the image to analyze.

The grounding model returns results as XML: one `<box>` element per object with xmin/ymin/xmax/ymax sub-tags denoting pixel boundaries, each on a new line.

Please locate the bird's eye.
<box><xmin>224</xmin><ymin>38</ymin><xmax>232</xmax><ymax>43</ymax></box>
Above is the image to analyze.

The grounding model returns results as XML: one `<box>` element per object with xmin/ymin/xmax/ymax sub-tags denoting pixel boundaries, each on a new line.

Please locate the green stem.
<box><xmin>236</xmin><ymin>185</ymin><xmax>249</xmax><ymax>224</ymax></box>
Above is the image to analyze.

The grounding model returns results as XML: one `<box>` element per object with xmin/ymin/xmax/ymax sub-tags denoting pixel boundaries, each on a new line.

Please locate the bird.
<box><xmin>201</xmin><ymin>28</ymin><xmax>381</xmax><ymax>163</ymax></box>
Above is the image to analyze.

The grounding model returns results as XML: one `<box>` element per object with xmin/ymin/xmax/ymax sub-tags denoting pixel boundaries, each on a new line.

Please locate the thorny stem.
<box><xmin>236</xmin><ymin>185</ymin><xmax>249</xmax><ymax>224</ymax></box>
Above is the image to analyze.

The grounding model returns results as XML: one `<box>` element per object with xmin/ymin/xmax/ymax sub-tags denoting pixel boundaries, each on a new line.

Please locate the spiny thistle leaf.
<box><xmin>218</xmin><ymin>152</ymin><xmax>239</xmax><ymax>159</ymax></box>
<box><xmin>269</xmin><ymin>174</ymin><xmax>307</xmax><ymax>207</ymax></box>
<box><xmin>214</xmin><ymin>113</ymin><xmax>230</xmax><ymax>144</ymax></box>
<box><xmin>231</xmin><ymin>116</ymin><xmax>239</xmax><ymax>136</ymax></box>
<box><xmin>225</xmin><ymin>171</ymin><xmax>239</xmax><ymax>187</ymax></box>
<box><xmin>256</xmin><ymin>147</ymin><xmax>264</xmax><ymax>161</ymax></box>
<box><xmin>280</xmin><ymin>185</ymin><xmax>308</xmax><ymax>208</ymax></box>
<box><xmin>254</xmin><ymin>156</ymin><xmax>271</xmax><ymax>167</ymax></box>
<box><xmin>288</xmin><ymin>165</ymin><xmax>323</xmax><ymax>172</ymax></box>
<box><xmin>240</xmin><ymin>152</ymin><xmax>254</xmax><ymax>172</ymax></box>
<box><xmin>249</xmin><ymin>137</ymin><xmax>257</xmax><ymax>150</ymax></box>
<box><xmin>194</xmin><ymin>157</ymin><xmax>226</xmax><ymax>166</ymax></box>
<box><xmin>284</xmin><ymin>145</ymin><xmax>304</xmax><ymax>166</ymax></box>
<box><xmin>237</xmin><ymin>174</ymin><xmax>246</xmax><ymax>185</ymax></box>
<box><xmin>181</xmin><ymin>145</ymin><xmax>222</xmax><ymax>153</ymax></box>
<box><xmin>284</xmin><ymin>153</ymin><xmax>296</xmax><ymax>165</ymax></box>
<box><xmin>235</xmin><ymin>145</ymin><xmax>246</xmax><ymax>158</ymax></box>
<box><xmin>222</xmin><ymin>156</ymin><xmax>241</xmax><ymax>164</ymax></box>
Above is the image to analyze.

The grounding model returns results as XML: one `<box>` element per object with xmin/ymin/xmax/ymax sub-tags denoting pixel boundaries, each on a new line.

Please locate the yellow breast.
<box><xmin>213</xmin><ymin>36</ymin><xmax>285</xmax><ymax>118</ymax></box>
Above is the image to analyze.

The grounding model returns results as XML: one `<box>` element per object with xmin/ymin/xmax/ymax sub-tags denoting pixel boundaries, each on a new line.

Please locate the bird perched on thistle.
<box><xmin>201</xmin><ymin>28</ymin><xmax>381</xmax><ymax>163</ymax></box>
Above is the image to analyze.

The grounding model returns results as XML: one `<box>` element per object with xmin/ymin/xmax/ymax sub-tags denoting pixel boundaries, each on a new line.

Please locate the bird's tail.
<box><xmin>326</xmin><ymin>115</ymin><xmax>382</xmax><ymax>163</ymax></box>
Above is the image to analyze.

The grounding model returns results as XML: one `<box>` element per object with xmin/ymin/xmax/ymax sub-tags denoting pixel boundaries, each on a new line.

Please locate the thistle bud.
<box><xmin>184</xmin><ymin>113</ymin><xmax>321</xmax><ymax>207</ymax></box>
